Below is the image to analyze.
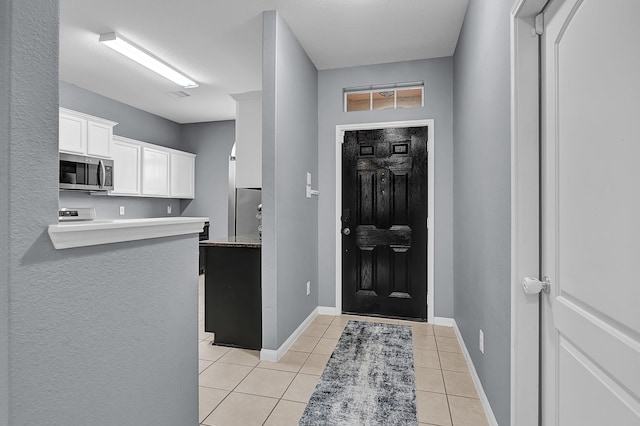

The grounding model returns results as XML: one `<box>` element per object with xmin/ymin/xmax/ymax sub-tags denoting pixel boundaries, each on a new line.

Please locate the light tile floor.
<box><xmin>197</xmin><ymin>277</ymin><xmax>489</xmax><ymax>425</ymax></box>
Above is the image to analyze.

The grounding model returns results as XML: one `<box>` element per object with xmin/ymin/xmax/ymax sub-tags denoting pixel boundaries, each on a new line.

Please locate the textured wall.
<box><xmin>180</xmin><ymin>120</ymin><xmax>236</xmax><ymax>239</ymax></box>
<box><xmin>262</xmin><ymin>11</ymin><xmax>319</xmax><ymax>350</ymax></box>
<box><xmin>317</xmin><ymin>58</ymin><xmax>454</xmax><ymax>317</ymax></box>
<box><xmin>453</xmin><ymin>0</ymin><xmax>512</xmax><ymax>424</ymax></box>
<box><xmin>0</xmin><ymin>0</ymin><xmax>11</xmax><ymax>422</ymax></box>
<box><xmin>2</xmin><ymin>3</ymin><xmax>199</xmax><ymax>424</ymax></box>
<box><xmin>11</xmin><ymin>238</ymin><xmax>199</xmax><ymax>426</ymax></box>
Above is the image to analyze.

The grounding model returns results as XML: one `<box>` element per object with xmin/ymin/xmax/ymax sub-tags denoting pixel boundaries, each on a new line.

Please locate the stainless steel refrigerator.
<box><xmin>234</xmin><ymin>188</ymin><xmax>261</xmax><ymax>238</ymax></box>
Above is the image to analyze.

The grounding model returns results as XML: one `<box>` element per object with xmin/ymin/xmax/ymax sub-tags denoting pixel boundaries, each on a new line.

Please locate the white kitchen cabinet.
<box><xmin>106</xmin><ymin>135</ymin><xmax>195</xmax><ymax>199</ymax></box>
<box><xmin>141</xmin><ymin>146</ymin><xmax>170</xmax><ymax>197</ymax></box>
<box><xmin>110</xmin><ymin>136</ymin><xmax>141</xmax><ymax>195</ymax></box>
<box><xmin>59</xmin><ymin>108</ymin><xmax>117</xmax><ymax>158</ymax></box>
<box><xmin>170</xmin><ymin>152</ymin><xmax>195</xmax><ymax>199</ymax></box>
<box><xmin>87</xmin><ymin>121</ymin><xmax>112</xmax><ymax>158</ymax></box>
<box><xmin>59</xmin><ymin>112</ymin><xmax>86</xmax><ymax>154</ymax></box>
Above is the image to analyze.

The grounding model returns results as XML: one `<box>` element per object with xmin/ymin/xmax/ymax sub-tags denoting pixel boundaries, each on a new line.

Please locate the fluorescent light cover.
<box><xmin>99</xmin><ymin>32</ymin><xmax>198</xmax><ymax>89</ymax></box>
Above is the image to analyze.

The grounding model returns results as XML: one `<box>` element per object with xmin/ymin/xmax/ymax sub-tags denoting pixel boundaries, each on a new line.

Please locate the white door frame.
<box><xmin>335</xmin><ymin>119</ymin><xmax>435</xmax><ymax>323</ymax></box>
<box><xmin>510</xmin><ymin>0</ymin><xmax>547</xmax><ymax>424</ymax></box>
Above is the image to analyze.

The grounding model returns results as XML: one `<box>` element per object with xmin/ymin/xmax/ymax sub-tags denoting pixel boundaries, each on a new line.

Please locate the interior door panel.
<box><xmin>541</xmin><ymin>0</ymin><xmax>640</xmax><ymax>423</ymax></box>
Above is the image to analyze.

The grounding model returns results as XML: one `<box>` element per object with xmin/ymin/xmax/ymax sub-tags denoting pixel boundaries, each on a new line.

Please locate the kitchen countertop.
<box><xmin>48</xmin><ymin>217</ymin><xmax>209</xmax><ymax>249</ymax></box>
<box><xmin>200</xmin><ymin>235</ymin><xmax>262</xmax><ymax>248</ymax></box>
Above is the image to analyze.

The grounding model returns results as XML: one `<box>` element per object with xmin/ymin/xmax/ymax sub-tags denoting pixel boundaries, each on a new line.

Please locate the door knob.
<box><xmin>342</xmin><ymin>228</ymin><xmax>351</xmax><ymax>236</ymax></box>
<box><xmin>522</xmin><ymin>276</ymin><xmax>550</xmax><ymax>295</ymax></box>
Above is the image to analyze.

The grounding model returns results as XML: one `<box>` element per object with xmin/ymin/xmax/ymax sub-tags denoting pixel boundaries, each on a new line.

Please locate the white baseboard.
<box><xmin>433</xmin><ymin>316</ymin><xmax>455</xmax><ymax>326</ymax></box>
<box><xmin>260</xmin><ymin>307</ymin><xmax>318</xmax><ymax>362</ymax></box>
<box><xmin>451</xmin><ymin>320</ymin><xmax>499</xmax><ymax>426</ymax></box>
<box><xmin>260</xmin><ymin>348</ymin><xmax>279</xmax><ymax>362</ymax></box>
<box><xmin>318</xmin><ymin>306</ymin><xmax>340</xmax><ymax>316</ymax></box>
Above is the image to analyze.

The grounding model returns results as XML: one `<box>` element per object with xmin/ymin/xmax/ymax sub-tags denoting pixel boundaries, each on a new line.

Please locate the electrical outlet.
<box><xmin>479</xmin><ymin>329</ymin><xmax>484</xmax><ymax>354</ymax></box>
<box><xmin>167</xmin><ymin>204</ymin><xmax>172</xmax><ymax>214</ymax></box>
<box><xmin>306</xmin><ymin>281</ymin><xmax>311</xmax><ymax>296</ymax></box>
<box><xmin>119</xmin><ymin>206</ymin><xmax>125</xmax><ymax>216</ymax></box>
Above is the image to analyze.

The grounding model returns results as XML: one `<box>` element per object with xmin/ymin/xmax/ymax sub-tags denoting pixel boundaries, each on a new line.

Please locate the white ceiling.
<box><xmin>60</xmin><ymin>0</ymin><xmax>468</xmax><ymax>124</ymax></box>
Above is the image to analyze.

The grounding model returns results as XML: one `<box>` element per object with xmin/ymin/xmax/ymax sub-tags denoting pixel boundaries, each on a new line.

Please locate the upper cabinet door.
<box><xmin>141</xmin><ymin>147</ymin><xmax>170</xmax><ymax>197</ymax></box>
<box><xmin>170</xmin><ymin>152</ymin><xmax>195</xmax><ymax>199</ymax></box>
<box><xmin>109</xmin><ymin>136</ymin><xmax>195</xmax><ymax>199</ymax></box>
<box><xmin>111</xmin><ymin>138</ymin><xmax>141</xmax><ymax>195</ymax></box>
<box><xmin>59</xmin><ymin>112</ymin><xmax>87</xmax><ymax>155</ymax></box>
<box><xmin>59</xmin><ymin>108</ymin><xmax>117</xmax><ymax>158</ymax></box>
<box><xmin>87</xmin><ymin>121</ymin><xmax>112</xmax><ymax>158</ymax></box>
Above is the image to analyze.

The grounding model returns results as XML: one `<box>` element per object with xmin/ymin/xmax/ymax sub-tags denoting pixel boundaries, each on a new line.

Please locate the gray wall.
<box><xmin>60</xmin><ymin>81</ymin><xmax>182</xmax><ymax>149</ymax></box>
<box><xmin>317</xmin><ymin>58</ymin><xmax>454</xmax><ymax>317</ymax></box>
<box><xmin>2</xmin><ymin>2</ymin><xmax>199</xmax><ymax>424</ymax></box>
<box><xmin>59</xmin><ymin>81</ymin><xmax>183</xmax><ymax>219</ymax></box>
<box><xmin>453</xmin><ymin>0</ymin><xmax>512</xmax><ymax>424</ymax></box>
<box><xmin>59</xmin><ymin>192</ymin><xmax>181</xmax><ymax>220</ymax></box>
<box><xmin>180</xmin><ymin>120</ymin><xmax>236</xmax><ymax>239</ymax></box>
<box><xmin>0</xmin><ymin>0</ymin><xmax>11</xmax><ymax>423</ymax></box>
<box><xmin>262</xmin><ymin>10</ymin><xmax>319</xmax><ymax>350</ymax></box>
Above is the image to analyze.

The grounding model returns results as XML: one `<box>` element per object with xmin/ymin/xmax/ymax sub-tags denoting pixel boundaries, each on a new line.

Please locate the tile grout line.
<box><xmin>434</xmin><ymin>331</ymin><xmax>455</xmax><ymax>425</ymax></box>
<box><xmin>200</xmin><ymin>385</ymin><xmax>232</xmax><ymax>425</ymax></box>
<box><xmin>198</xmin><ymin>350</ymin><xmax>239</xmax><ymax>424</ymax></box>
<box><xmin>200</xmin><ymin>346</ymin><xmax>262</xmax><ymax>425</ymax></box>
<box><xmin>261</xmin><ymin>315</ymin><xmax>342</xmax><ymax>424</ymax></box>
<box><xmin>261</xmin><ymin>366</ymin><xmax>303</xmax><ymax>425</ymax></box>
<box><xmin>260</xmin><ymin>319</ymin><xmax>331</xmax><ymax>425</ymax></box>
<box><xmin>204</xmin><ymin>317</ymin><xmax>329</xmax><ymax>425</ymax></box>
<box><xmin>259</xmin><ymin>393</ymin><xmax>279</xmax><ymax>426</ymax></box>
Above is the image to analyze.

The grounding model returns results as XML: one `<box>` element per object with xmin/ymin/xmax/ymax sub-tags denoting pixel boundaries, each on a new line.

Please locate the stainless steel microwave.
<box><xmin>59</xmin><ymin>153</ymin><xmax>114</xmax><ymax>192</ymax></box>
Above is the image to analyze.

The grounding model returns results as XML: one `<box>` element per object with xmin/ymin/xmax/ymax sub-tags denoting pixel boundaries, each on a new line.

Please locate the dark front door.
<box><xmin>342</xmin><ymin>127</ymin><xmax>428</xmax><ymax>320</ymax></box>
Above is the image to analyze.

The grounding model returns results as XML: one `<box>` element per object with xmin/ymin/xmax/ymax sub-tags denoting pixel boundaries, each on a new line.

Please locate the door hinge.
<box><xmin>426</xmin><ymin>218</ymin><xmax>430</xmax><ymax>229</ymax></box>
<box><xmin>535</xmin><ymin>13</ymin><xmax>544</xmax><ymax>35</ymax></box>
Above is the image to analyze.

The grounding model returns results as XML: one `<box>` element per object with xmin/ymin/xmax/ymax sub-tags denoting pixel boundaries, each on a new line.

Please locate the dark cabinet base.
<box><xmin>203</xmin><ymin>246</ymin><xmax>261</xmax><ymax>350</ymax></box>
<box><xmin>199</xmin><ymin>247</ymin><xmax>206</xmax><ymax>274</ymax></box>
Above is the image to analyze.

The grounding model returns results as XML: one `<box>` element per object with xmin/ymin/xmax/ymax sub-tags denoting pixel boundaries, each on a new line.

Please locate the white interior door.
<box><xmin>541</xmin><ymin>0</ymin><xmax>640</xmax><ymax>424</ymax></box>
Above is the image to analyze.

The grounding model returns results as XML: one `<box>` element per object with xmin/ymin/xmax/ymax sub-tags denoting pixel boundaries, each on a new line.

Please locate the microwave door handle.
<box><xmin>98</xmin><ymin>160</ymin><xmax>105</xmax><ymax>188</ymax></box>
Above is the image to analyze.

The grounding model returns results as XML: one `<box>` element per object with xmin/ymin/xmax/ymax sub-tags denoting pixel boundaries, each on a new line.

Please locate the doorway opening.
<box><xmin>335</xmin><ymin>120</ymin><xmax>435</xmax><ymax>323</ymax></box>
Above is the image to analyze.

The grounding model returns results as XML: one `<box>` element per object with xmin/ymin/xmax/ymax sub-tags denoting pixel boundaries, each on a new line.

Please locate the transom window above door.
<box><xmin>344</xmin><ymin>83</ymin><xmax>424</xmax><ymax>112</ymax></box>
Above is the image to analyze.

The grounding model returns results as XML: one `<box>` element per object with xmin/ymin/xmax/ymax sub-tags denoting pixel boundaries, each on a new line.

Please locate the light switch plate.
<box><xmin>119</xmin><ymin>206</ymin><xmax>125</xmax><ymax>216</ymax></box>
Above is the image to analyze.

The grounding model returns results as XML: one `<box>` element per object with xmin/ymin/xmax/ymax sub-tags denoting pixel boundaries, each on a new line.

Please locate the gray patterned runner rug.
<box><xmin>299</xmin><ymin>320</ymin><xmax>417</xmax><ymax>425</ymax></box>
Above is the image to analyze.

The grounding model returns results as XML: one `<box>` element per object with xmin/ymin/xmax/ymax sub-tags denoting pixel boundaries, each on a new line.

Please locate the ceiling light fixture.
<box><xmin>99</xmin><ymin>32</ymin><xmax>198</xmax><ymax>89</ymax></box>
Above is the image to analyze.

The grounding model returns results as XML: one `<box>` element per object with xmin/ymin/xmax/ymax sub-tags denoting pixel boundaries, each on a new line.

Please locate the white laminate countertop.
<box><xmin>48</xmin><ymin>217</ymin><xmax>209</xmax><ymax>249</ymax></box>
